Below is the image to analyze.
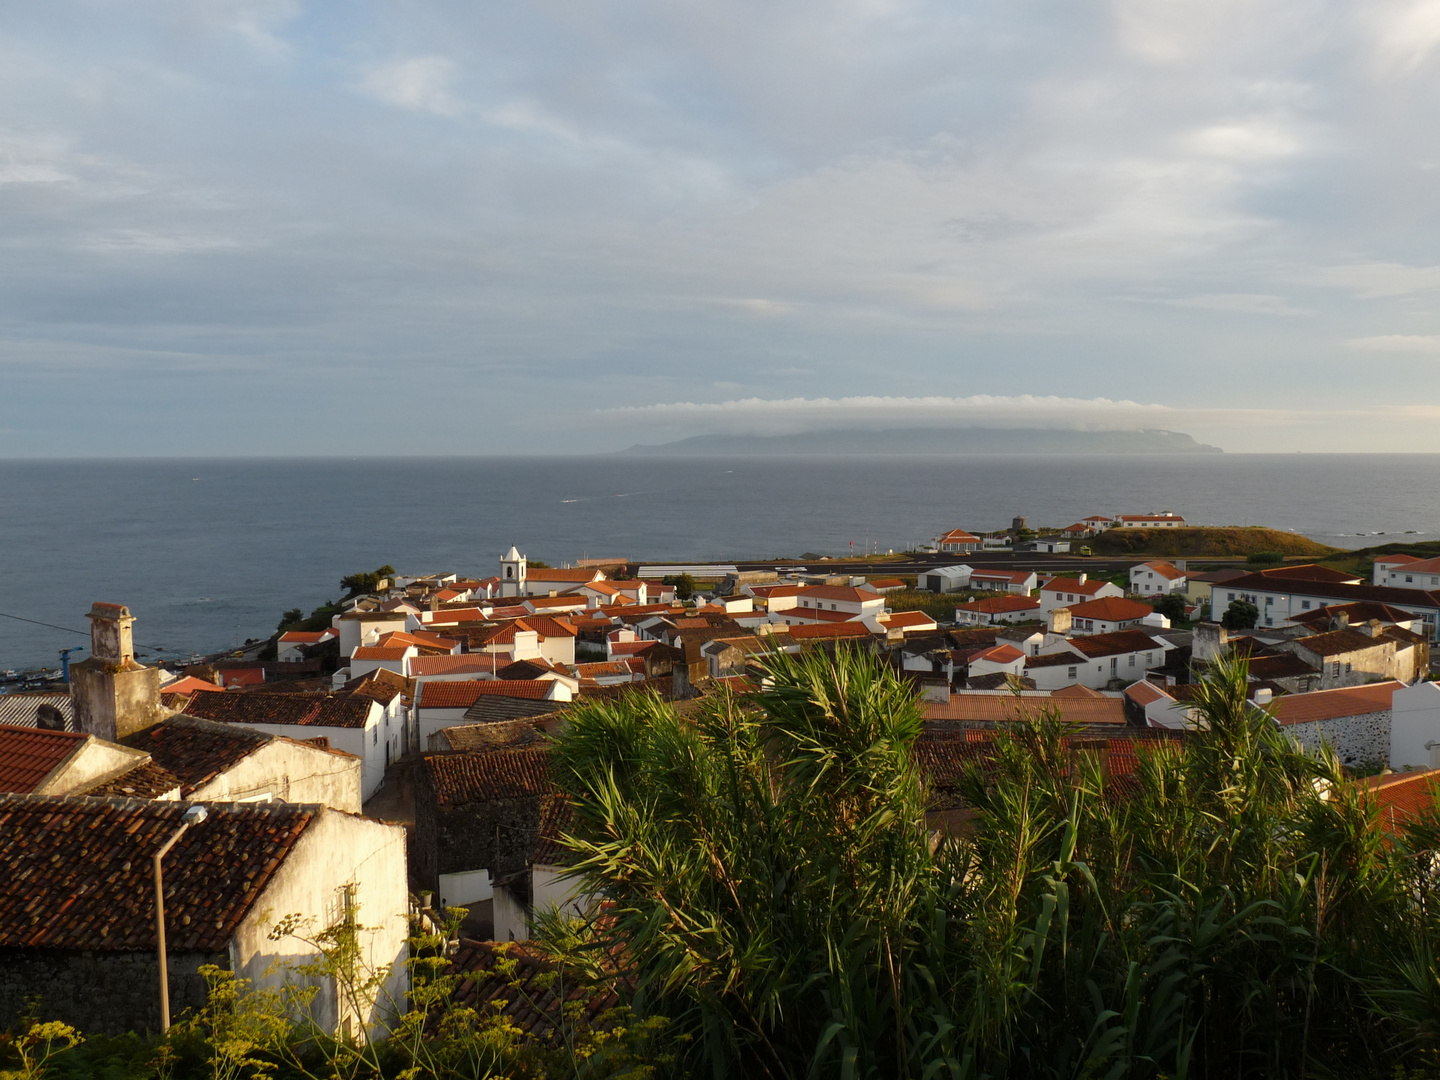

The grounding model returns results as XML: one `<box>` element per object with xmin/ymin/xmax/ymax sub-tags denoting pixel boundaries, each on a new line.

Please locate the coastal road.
<box><xmin>727</xmin><ymin>552</ymin><xmax>1169</xmax><ymax>577</ymax></box>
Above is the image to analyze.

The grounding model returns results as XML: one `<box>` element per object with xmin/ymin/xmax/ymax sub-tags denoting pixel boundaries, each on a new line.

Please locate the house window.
<box><xmin>1128</xmin><ymin>654</ymin><xmax>1135</xmax><ymax>667</ymax></box>
<box><xmin>1407</xmin><ymin>575</ymin><xmax>1414</xmax><ymax>583</ymax></box>
<box><xmin>1145</xmin><ymin>653</ymin><xmax>1153</xmax><ymax>664</ymax></box>
<box><xmin>1345</xmin><ymin>662</ymin><xmax>1352</xmax><ymax>673</ymax></box>
<box><xmin>1265</xmin><ymin>597</ymin><xmax>1273</xmax><ymax>605</ymax></box>
<box><xmin>1332</xmin><ymin>662</ymin><xmax>1340</xmax><ymax>677</ymax></box>
<box><xmin>372</xmin><ymin>728</ymin><xmax>378</xmax><ymax>745</ymax></box>
<box><xmin>1301</xmin><ymin>600</ymin><xmax>1310</xmax><ymax>610</ymax></box>
<box><xmin>1228</xmin><ymin>592</ymin><xmax>1236</xmax><ymax>602</ymax></box>
<box><xmin>1067</xmin><ymin>666</ymin><xmax>1077</xmax><ymax>678</ymax></box>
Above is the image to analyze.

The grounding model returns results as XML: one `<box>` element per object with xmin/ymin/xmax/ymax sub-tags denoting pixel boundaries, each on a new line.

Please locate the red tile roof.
<box><xmin>424</xmin><ymin>608</ymin><xmax>488</xmax><ymax>625</ymax></box>
<box><xmin>1376</xmin><ymin>554</ymin><xmax>1421</xmax><ymax>566</ymax></box>
<box><xmin>1290</xmin><ymin>629</ymin><xmax>1391</xmax><ymax>658</ymax></box>
<box><xmin>1066</xmin><ymin>630</ymin><xmax>1165</xmax><ymax>658</ymax></box>
<box><xmin>971</xmin><ymin>644</ymin><xmax>1025</xmax><ymax>664</ymax></box>
<box><xmin>1067</xmin><ymin>597</ymin><xmax>1154</xmax><ymax>622</ymax></box>
<box><xmin>799</xmin><ymin>585</ymin><xmax>880</xmax><ymax>603</ymax></box>
<box><xmin>278</xmin><ymin>630</ymin><xmax>334</xmax><ymax>644</ymax></box>
<box><xmin>409</xmin><ymin>655</ymin><xmax>500</xmax><ymax>678</ymax></box>
<box><xmin>0</xmin><ymin>725</ymin><xmax>88</xmax><ymax>794</ymax></box>
<box><xmin>417</xmin><ymin>680</ymin><xmax>552</xmax><ymax>709</ymax></box>
<box><xmin>352</xmin><ymin>646</ymin><xmax>411</xmax><ymax>661</ymax></box>
<box><xmin>0</xmin><ymin>796</ymin><xmax>316</xmax><ymax>951</ymax></box>
<box><xmin>162</xmin><ymin>675</ymin><xmax>226</xmax><ymax>695</ymax></box>
<box><xmin>924</xmin><ymin>695</ymin><xmax>1126</xmax><ymax>724</ymax></box>
<box><xmin>1039</xmin><ymin>578</ymin><xmax>1115</xmax><ymax>598</ymax></box>
<box><xmin>424</xmin><ymin>747</ymin><xmax>552</xmax><ymax>806</ymax></box>
<box><xmin>879</xmin><ymin>611</ymin><xmax>937</xmax><ymax>630</ymax></box>
<box><xmin>956</xmin><ymin>596</ymin><xmax>1041</xmax><ymax>614</ymax></box>
<box><xmin>527</xmin><ymin>569</ymin><xmax>604</xmax><ymax>583</ymax></box>
<box><xmin>181</xmin><ymin>692</ymin><xmax>377</xmax><ymax>730</ymax></box>
<box><xmin>1364</xmin><ymin>770</ymin><xmax>1440</xmax><ymax>831</ymax></box>
<box><xmin>785</xmin><ymin>623</ymin><xmax>875</xmax><ymax>641</ymax></box>
<box><xmin>1138</xmin><ymin>561</ymin><xmax>1186</xmax><ymax>580</ymax></box>
<box><xmin>969</xmin><ymin>570</ymin><xmax>1034</xmax><ymax>586</ymax></box>
<box><xmin>1269</xmin><ymin>682</ymin><xmax>1401</xmax><ymax>725</ymax></box>
<box><xmin>122</xmin><ymin>717</ymin><xmax>282</xmax><ymax>797</ymax></box>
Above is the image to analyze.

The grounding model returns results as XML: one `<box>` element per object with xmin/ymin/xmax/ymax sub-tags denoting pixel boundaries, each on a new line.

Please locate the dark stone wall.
<box><xmin>412</xmin><ymin>769</ymin><xmax>543</xmax><ymax>893</ymax></box>
<box><xmin>0</xmin><ymin>948</ymin><xmax>227</xmax><ymax>1036</ymax></box>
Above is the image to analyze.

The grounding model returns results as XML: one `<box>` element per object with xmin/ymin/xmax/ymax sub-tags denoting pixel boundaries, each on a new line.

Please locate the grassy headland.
<box><xmin>1090</xmin><ymin>526</ymin><xmax>1340</xmax><ymax>559</ymax></box>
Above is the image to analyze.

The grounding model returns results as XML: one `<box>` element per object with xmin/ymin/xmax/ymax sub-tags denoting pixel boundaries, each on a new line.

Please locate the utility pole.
<box><xmin>154</xmin><ymin>804</ymin><xmax>209</xmax><ymax>1034</ymax></box>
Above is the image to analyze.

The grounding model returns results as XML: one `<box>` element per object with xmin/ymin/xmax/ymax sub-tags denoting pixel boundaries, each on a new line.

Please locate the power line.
<box><xmin>0</xmin><ymin>610</ymin><xmax>170</xmax><ymax>656</ymax></box>
<box><xmin>0</xmin><ymin>611</ymin><xmax>89</xmax><ymax>637</ymax></box>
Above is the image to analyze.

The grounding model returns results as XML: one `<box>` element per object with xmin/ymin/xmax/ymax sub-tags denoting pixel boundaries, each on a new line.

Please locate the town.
<box><xmin>4</xmin><ymin>510</ymin><xmax>1440</xmax><ymax>1075</ymax></box>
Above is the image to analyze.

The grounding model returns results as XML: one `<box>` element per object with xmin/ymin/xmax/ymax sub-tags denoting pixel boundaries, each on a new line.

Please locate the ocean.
<box><xmin>1</xmin><ymin>454</ymin><xmax>1437</xmax><ymax>673</ymax></box>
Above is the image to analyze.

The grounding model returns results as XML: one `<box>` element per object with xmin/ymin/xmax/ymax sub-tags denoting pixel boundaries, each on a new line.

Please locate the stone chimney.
<box><xmin>1329</xmin><ymin>612</ymin><xmax>1350</xmax><ymax>632</ymax></box>
<box><xmin>1359</xmin><ymin>618</ymin><xmax>1386</xmax><ymax>639</ymax></box>
<box><xmin>1047</xmin><ymin>607</ymin><xmax>1073</xmax><ymax>635</ymax></box>
<box><xmin>1192</xmin><ymin>621</ymin><xmax>1230</xmax><ymax>664</ymax></box>
<box><xmin>69</xmin><ymin>603</ymin><xmax>163</xmax><ymax>741</ymax></box>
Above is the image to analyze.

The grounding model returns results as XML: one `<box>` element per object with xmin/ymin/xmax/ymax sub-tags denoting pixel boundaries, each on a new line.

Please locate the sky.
<box><xmin>3</xmin><ymin>0</ymin><xmax>1440</xmax><ymax>455</ymax></box>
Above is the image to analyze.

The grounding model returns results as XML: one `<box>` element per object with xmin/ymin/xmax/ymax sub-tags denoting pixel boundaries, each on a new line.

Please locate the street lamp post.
<box><xmin>154</xmin><ymin>804</ymin><xmax>208</xmax><ymax>1034</ymax></box>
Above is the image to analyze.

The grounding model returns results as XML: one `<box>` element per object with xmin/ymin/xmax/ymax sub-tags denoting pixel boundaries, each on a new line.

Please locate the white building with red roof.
<box><xmin>1378</xmin><ymin>555</ymin><xmax>1440</xmax><ymax>591</ymax></box>
<box><xmin>276</xmin><ymin>629</ymin><xmax>336</xmax><ymax>663</ymax></box>
<box><xmin>1037</xmin><ymin>575</ymin><xmax>1124</xmax><ymax>613</ymax></box>
<box><xmin>1065</xmin><ymin>597</ymin><xmax>1157</xmax><ymax>635</ymax></box>
<box><xmin>954</xmin><ymin>595</ymin><xmax>1042</xmax><ymax>626</ymax></box>
<box><xmin>933</xmin><ymin>528</ymin><xmax>983</xmax><ymax>554</ymax></box>
<box><xmin>1373</xmin><ymin>553</ymin><xmax>1421</xmax><ymax>586</ymax></box>
<box><xmin>1129</xmin><ymin>561</ymin><xmax>1188</xmax><ymax>597</ymax></box>
<box><xmin>967</xmin><ymin>643</ymin><xmax>1027</xmax><ymax>681</ymax></box>
<box><xmin>968</xmin><ymin>569</ymin><xmax>1039</xmax><ymax>595</ymax></box>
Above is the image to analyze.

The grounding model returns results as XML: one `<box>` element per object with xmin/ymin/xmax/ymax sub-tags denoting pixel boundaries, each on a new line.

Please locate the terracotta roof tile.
<box><xmin>418</xmin><ymin>680</ymin><xmax>552</xmax><ymax>710</ymax></box>
<box><xmin>1269</xmin><ymin>682</ymin><xmax>1401</xmax><ymax>725</ymax></box>
<box><xmin>924</xmin><ymin>694</ymin><xmax>1126</xmax><ymax>724</ymax></box>
<box><xmin>82</xmin><ymin>760</ymin><xmax>183</xmax><ymax>800</ymax></box>
<box><xmin>957</xmin><ymin>596</ymin><xmax>1041</xmax><ymax>614</ymax></box>
<box><xmin>447</xmin><ymin>938</ymin><xmax>618</xmax><ymax>1039</ymax></box>
<box><xmin>181</xmin><ymin>691</ymin><xmax>376</xmax><ymax>730</ymax></box>
<box><xmin>0</xmin><ymin>725</ymin><xmax>88</xmax><ymax>793</ymax></box>
<box><xmin>0</xmin><ymin>795</ymin><xmax>316</xmax><ymax>951</ymax></box>
<box><xmin>1066</xmin><ymin>597</ymin><xmax>1154</xmax><ymax>621</ymax></box>
<box><xmin>121</xmin><ymin>717</ymin><xmax>275</xmax><ymax>797</ymax></box>
<box><xmin>424</xmin><ymin>747</ymin><xmax>552</xmax><ymax>807</ymax></box>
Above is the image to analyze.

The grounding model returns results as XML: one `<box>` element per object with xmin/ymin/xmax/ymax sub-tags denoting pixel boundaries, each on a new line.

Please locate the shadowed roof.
<box><xmin>0</xmin><ymin>796</ymin><xmax>316</xmax><ymax>951</ymax></box>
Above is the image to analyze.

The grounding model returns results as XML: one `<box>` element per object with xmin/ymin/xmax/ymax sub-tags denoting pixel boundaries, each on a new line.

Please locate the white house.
<box><xmin>276</xmin><ymin>629</ymin><xmax>336</xmax><ymax>663</ymax></box>
<box><xmin>968</xmin><ymin>569</ymin><xmax>1039</xmax><ymax>595</ymax></box>
<box><xmin>349</xmin><ymin>643</ymin><xmax>417</xmax><ymax>678</ymax></box>
<box><xmin>1391</xmin><ymin>680</ymin><xmax>1440</xmax><ymax>770</ymax></box>
<box><xmin>0</xmin><ymin>797</ymin><xmax>408</xmax><ymax>1038</ymax></box>
<box><xmin>414</xmin><ymin>679</ymin><xmax>571</xmax><ymax>746</ymax></box>
<box><xmin>933</xmin><ymin>529</ymin><xmax>982</xmax><ymax>554</ymax></box>
<box><xmin>1112</xmin><ymin>514</ymin><xmax>1185</xmax><ymax>529</ymax></box>
<box><xmin>1029</xmin><ymin>631</ymin><xmax>1170</xmax><ymax>691</ymax></box>
<box><xmin>1130</xmin><ymin>561</ymin><xmax>1188</xmax><ymax>597</ymax></box>
<box><xmin>1065</xmin><ymin>597</ymin><xmax>1156</xmax><ymax>635</ymax></box>
<box><xmin>1374</xmin><ymin>554</ymin><xmax>1421</xmax><ymax>586</ymax></box>
<box><xmin>794</xmin><ymin>585</ymin><xmax>887</xmax><ymax>617</ymax></box>
<box><xmin>1123</xmin><ymin>680</ymin><xmax>1195</xmax><ymax>730</ymax></box>
<box><xmin>1037</xmin><ymin>575</ymin><xmax>1124</xmax><ymax>613</ymax></box>
<box><xmin>955</xmin><ymin>596</ymin><xmax>1043</xmax><ymax>626</ymax></box>
<box><xmin>333</xmin><ymin>611</ymin><xmax>409</xmax><ymax>657</ymax></box>
<box><xmin>180</xmin><ymin>692</ymin><xmax>392</xmax><ymax>802</ymax></box>
<box><xmin>967</xmin><ymin>643</ymin><xmax>1027</xmax><ymax>681</ymax></box>
<box><xmin>1379</xmin><ymin>555</ymin><xmax>1440</xmax><ymax>591</ymax></box>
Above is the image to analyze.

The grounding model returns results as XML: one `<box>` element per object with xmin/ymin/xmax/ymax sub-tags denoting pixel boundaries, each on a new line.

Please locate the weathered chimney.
<box><xmin>1192</xmin><ymin>621</ymin><xmax>1230</xmax><ymax>664</ymax></box>
<box><xmin>1329</xmin><ymin>612</ymin><xmax>1350</xmax><ymax>632</ymax></box>
<box><xmin>69</xmin><ymin>603</ymin><xmax>162</xmax><ymax>741</ymax></box>
<box><xmin>1047</xmin><ymin>607</ymin><xmax>1073</xmax><ymax>635</ymax></box>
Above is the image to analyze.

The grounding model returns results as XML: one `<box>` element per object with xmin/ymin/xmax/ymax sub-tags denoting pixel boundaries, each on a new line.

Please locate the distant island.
<box><xmin>623</xmin><ymin>427</ymin><xmax>1223</xmax><ymax>455</ymax></box>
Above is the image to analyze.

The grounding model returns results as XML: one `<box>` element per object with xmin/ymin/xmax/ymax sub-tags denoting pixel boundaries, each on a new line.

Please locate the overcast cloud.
<box><xmin>2</xmin><ymin>0</ymin><xmax>1439</xmax><ymax>454</ymax></box>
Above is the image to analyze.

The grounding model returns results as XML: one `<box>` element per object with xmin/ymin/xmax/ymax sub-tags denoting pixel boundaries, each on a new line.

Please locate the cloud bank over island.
<box><xmin>2</xmin><ymin>0</ymin><xmax>1440</xmax><ymax>453</ymax></box>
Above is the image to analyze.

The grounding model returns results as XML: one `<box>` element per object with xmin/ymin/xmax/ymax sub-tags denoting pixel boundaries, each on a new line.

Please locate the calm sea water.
<box><xmin>1</xmin><ymin>454</ymin><xmax>1437</xmax><ymax>672</ymax></box>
